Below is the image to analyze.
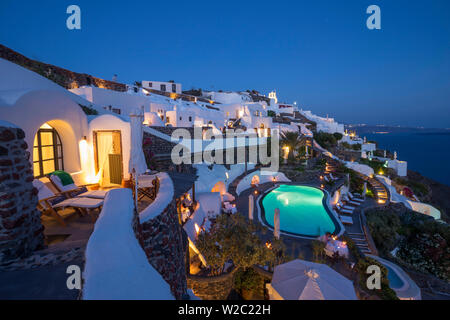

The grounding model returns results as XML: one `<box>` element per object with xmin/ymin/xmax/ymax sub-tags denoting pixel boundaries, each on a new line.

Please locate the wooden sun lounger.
<box><xmin>35</xmin><ymin>179</ymin><xmax>103</xmax><ymax>226</ymax></box>
<box><xmin>38</xmin><ymin>195</ymin><xmax>103</xmax><ymax>226</ymax></box>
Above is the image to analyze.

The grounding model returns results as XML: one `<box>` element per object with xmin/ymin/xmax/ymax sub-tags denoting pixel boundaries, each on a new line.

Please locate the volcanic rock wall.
<box><xmin>0</xmin><ymin>44</ymin><xmax>126</xmax><ymax>92</ymax></box>
<box><xmin>0</xmin><ymin>125</ymin><xmax>44</xmax><ymax>264</ymax></box>
<box><xmin>139</xmin><ymin>201</ymin><xmax>188</xmax><ymax>299</ymax></box>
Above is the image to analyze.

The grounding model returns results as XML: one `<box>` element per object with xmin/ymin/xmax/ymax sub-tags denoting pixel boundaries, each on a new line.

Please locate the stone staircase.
<box><xmin>347</xmin><ymin>232</ymin><xmax>372</xmax><ymax>254</ymax></box>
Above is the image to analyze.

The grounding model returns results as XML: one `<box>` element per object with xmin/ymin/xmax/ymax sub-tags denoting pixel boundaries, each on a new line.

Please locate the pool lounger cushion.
<box><xmin>53</xmin><ymin>197</ymin><xmax>103</xmax><ymax>209</ymax></box>
<box><xmin>348</xmin><ymin>192</ymin><xmax>364</xmax><ymax>202</ymax></box>
<box><xmin>78</xmin><ymin>190</ymin><xmax>109</xmax><ymax>199</ymax></box>
<box><xmin>339</xmin><ymin>215</ymin><xmax>353</xmax><ymax>225</ymax></box>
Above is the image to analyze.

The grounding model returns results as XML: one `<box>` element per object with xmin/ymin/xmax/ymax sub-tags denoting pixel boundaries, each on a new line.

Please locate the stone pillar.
<box><xmin>0</xmin><ymin>125</ymin><xmax>44</xmax><ymax>264</ymax></box>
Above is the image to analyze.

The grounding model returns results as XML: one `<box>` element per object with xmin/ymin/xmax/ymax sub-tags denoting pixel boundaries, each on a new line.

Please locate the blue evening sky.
<box><xmin>0</xmin><ymin>0</ymin><xmax>449</xmax><ymax>128</ymax></box>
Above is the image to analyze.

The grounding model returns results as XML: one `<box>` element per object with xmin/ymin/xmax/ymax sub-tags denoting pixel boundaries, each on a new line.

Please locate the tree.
<box><xmin>333</xmin><ymin>132</ymin><xmax>343</xmax><ymax>141</ymax></box>
<box><xmin>196</xmin><ymin>214</ymin><xmax>285</xmax><ymax>275</ymax></box>
<box><xmin>280</xmin><ymin>131</ymin><xmax>303</xmax><ymax>160</ymax></box>
<box><xmin>314</xmin><ymin>132</ymin><xmax>337</xmax><ymax>150</ymax></box>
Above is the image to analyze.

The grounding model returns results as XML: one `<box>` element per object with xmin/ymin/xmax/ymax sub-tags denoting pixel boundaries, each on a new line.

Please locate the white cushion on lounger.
<box><xmin>337</xmin><ymin>201</ymin><xmax>354</xmax><ymax>211</ymax></box>
<box><xmin>342</xmin><ymin>195</ymin><xmax>360</xmax><ymax>206</ymax></box>
<box><xmin>348</xmin><ymin>192</ymin><xmax>364</xmax><ymax>201</ymax></box>
<box><xmin>340</xmin><ymin>215</ymin><xmax>353</xmax><ymax>224</ymax></box>
<box><xmin>79</xmin><ymin>190</ymin><xmax>109</xmax><ymax>199</ymax></box>
<box><xmin>53</xmin><ymin>197</ymin><xmax>103</xmax><ymax>209</ymax></box>
<box><xmin>33</xmin><ymin>179</ymin><xmax>55</xmax><ymax>200</ymax></box>
<box><xmin>50</xmin><ymin>174</ymin><xmax>77</xmax><ymax>192</ymax></box>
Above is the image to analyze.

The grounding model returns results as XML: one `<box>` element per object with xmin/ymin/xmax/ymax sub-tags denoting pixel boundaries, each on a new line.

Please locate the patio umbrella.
<box><xmin>274</xmin><ymin>208</ymin><xmax>280</xmax><ymax>239</ymax></box>
<box><xmin>248</xmin><ymin>195</ymin><xmax>254</xmax><ymax>220</ymax></box>
<box><xmin>129</xmin><ymin>108</ymin><xmax>148</xmax><ymax>176</ymax></box>
<box><xmin>267</xmin><ymin>259</ymin><xmax>357</xmax><ymax>300</ymax></box>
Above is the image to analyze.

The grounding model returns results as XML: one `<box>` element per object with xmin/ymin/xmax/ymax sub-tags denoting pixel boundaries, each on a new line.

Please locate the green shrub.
<box><xmin>311</xmin><ymin>240</ymin><xmax>326</xmax><ymax>263</ymax></box>
<box><xmin>314</xmin><ymin>132</ymin><xmax>337</xmax><ymax>149</ymax></box>
<box><xmin>234</xmin><ymin>268</ymin><xmax>264</xmax><ymax>291</ymax></box>
<box><xmin>365</xmin><ymin>209</ymin><xmax>402</xmax><ymax>254</ymax></box>
<box><xmin>333</xmin><ymin>132</ymin><xmax>343</xmax><ymax>141</ymax></box>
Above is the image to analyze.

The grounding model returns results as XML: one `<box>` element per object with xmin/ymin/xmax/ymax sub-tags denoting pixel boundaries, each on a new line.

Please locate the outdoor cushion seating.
<box><xmin>33</xmin><ymin>179</ymin><xmax>103</xmax><ymax>226</ymax></box>
<box><xmin>349</xmin><ymin>192</ymin><xmax>364</xmax><ymax>201</ymax></box>
<box><xmin>342</xmin><ymin>194</ymin><xmax>361</xmax><ymax>206</ymax></box>
<box><xmin>337</xmin><ymin>200</ymin><xmax>355</xmax><ymax>211</ymax></box>
<box><xmin>348</xmin><ymin>192</ymin><xmax>364</xmax><ymax>203</ymax></box>
<box><xmin>49</xmin><ymin>172</ymin><xmax>109</xmax><ymax>199</ymax></box>
<box><xmin>337</xmin><ymin>207</ymin><xmax>353</xmax><ymax>215</ymax></box>
<box><xmin>329</xmin><ymin>173</ymin><xmax>339</xmax><ymax>181</ymax></box>
<box><xmin>339</xmin><ymin>215</ymin><xmax>353</xmax><ymax>225</ymax></box>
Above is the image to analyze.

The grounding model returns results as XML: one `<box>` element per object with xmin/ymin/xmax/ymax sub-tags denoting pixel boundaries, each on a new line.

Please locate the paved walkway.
<box><xmin>0</xmin><ymin>259</ymin><xmax>83</xmax><ymax>299</ymax></box>
<box><xmin>0</xmin><ymin>209</ymin><xmax>97</xmax><ymax>299</ymax></box>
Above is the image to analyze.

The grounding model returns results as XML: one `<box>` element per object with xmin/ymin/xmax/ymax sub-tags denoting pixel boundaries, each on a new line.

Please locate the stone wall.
<box><xmin>144</xmin><ymin>127</ymin><xmax>195</xmax><ymax>158</ymax></box>
<box><xmin>140</xmin><ymin>201</ymin><xmax>188</xmax><ymax>299</ymax></box>
<box><xmin>0</xmin><ymin>44</ymin><xmax>126</xmax><ymax>92</ymax></box>
<box><xmin>187</xmin><ymin>269</ymin><xmax>238</xmax><ymax>300</ymax></box>
<box><xmin>0</xmin><ymin>126</ymin><xmax>44</xmax><ymax>264</ymax></box>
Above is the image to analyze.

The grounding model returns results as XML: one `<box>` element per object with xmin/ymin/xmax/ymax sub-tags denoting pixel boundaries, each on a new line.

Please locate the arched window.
<box><xmin>33</xmin><ymin>123</ymin><xmax>64</xmax><ymax>178</ymax></box>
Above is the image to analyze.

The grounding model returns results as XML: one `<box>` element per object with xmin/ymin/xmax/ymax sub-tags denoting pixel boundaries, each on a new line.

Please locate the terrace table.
<box><xmin>325</xmin><ymin>240</ymin><xmax>349</xmax><ymax>258</ymax></box>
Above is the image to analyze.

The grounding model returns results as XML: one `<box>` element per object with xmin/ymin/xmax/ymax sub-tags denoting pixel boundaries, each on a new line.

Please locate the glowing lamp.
<box><xmin>194</xmin><ymin>223</ymin><xmax>201</xmax><ymax>235</ymax></box>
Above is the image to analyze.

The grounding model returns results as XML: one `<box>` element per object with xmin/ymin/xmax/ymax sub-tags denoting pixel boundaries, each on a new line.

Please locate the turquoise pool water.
<box><xmin>262</xmin><ymin>185</ymin><xmax>336</xmax><ymax>237</ymax></box>
<box><xmin>385</xmin><ymin>264</ymin><xmax>405</xmax><ymax>289</ymax></box>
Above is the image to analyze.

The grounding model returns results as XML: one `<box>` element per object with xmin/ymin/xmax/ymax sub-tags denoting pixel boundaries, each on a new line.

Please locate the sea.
<box><xmin>364</xmin><ymin>132</ymin><xmax>450</xmax><ymax>186</ymax></box>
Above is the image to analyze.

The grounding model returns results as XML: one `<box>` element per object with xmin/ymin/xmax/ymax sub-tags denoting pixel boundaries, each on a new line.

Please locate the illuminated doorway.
<box><xmin>93</xmin><ymin>130</ymin><xmax>123</xmax><ymax>186</ymax></box>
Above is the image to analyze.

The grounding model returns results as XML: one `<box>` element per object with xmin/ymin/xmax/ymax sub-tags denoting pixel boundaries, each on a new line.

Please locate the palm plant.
<box><xmin>280</xmin><ymin>131</ymin><xmax>302</xmax><ymax>160</ymax></box>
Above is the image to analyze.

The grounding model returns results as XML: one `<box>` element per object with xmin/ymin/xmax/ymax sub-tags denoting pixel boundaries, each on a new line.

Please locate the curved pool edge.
<box><xmin>256</xmin><ymin>183</ymin><xmax>343</xmax><ymax>240</ymax></box>
<box><xmin>367</xmin><ymin>255</ymin><xmax>422</xmax><ymax>300</ymax></box>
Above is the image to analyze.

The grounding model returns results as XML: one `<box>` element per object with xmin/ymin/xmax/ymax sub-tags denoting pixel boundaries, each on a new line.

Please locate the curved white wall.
<box><xmin>0</xmin><ymin>89</ymin><xmax>89</xmax><ymax>180</ymax></box>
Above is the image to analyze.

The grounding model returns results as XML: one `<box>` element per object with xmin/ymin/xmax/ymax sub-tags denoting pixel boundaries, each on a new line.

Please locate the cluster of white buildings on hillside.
<box><xmin>0</xmin><ymin>56</ymin><xmax>348</xmax><ymax>188</ymax></box>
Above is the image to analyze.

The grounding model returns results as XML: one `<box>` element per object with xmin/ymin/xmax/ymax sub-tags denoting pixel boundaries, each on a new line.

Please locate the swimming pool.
<box><xmin>385</xmin><ymin>264</ymin><xmax>405</xmax><ymax>289</ymax></box>
<box><xmin>261</xmin><ymin>185</ymin><xmax>337</xmax><ymax>237</ymax></box>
